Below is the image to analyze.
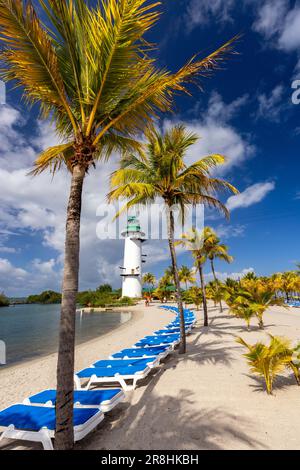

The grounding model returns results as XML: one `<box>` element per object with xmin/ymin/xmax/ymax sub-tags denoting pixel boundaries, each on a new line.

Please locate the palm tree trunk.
<box><xmin>167</xmin><ymin>208</ymin><xmax>186</xmax><ymax>354</ymax></box>
<box><xmin>211</xmin><ymin>259</ymin><xmax>223</xmax><ymax>313</ymax></box>
<box><xmin>55</xmin><ymin>165</ymin><xmax>85</xmax><ymax>450</ymax></box>
<box><xmin>198</xmin><ymin>261</ymin><xmax>208</xmax><ymax>326</ymax></box>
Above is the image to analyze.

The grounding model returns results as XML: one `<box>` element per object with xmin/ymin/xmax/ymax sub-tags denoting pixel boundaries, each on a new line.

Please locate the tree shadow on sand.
<box><xmin>77</xmin><ymin>371</ymin><xmax>265</xmax><ymax>450</ymax></box>
<box><xmin>244</xmin><ymin>373</ymin><xmax>298</xmax><ymax>394</ymax></box>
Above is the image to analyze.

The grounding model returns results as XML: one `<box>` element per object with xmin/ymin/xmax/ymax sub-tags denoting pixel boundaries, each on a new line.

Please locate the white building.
<box><xmin>120</xmin><ymin>216</ymin><xmax>146</xmax><ymax>298</ymax></box>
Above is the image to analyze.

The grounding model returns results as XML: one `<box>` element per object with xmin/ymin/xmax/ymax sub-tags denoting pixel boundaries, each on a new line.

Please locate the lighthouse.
<box><xmin>120</xmin><ymin>215</ymin><xmax>146</xmax><ymax>298</ymax></box>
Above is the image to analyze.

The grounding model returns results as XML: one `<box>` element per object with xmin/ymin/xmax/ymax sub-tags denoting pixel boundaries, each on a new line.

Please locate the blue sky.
<box><xmin>0</xmin><ymin>0</ymin><xmax>300</xmax><ymax>296</ymax></box>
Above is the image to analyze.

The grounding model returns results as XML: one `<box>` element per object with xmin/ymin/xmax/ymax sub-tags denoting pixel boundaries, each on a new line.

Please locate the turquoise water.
<box><xmin>0</xmin><ymin>304</ymin><xmax>131</xmax><ymax>368</ymax></box>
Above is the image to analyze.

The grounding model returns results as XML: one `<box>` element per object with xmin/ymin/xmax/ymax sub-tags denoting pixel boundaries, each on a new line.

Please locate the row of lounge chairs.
<box><xmin>0</xmin><ymin>306</ymin><xmax>196</xmax><ymax>450</ymax></box>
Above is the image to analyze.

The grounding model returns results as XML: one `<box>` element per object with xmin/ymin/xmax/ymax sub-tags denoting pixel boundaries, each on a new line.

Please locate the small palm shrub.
<box><xmin>236</xmin><ymin>335</ymin><xmax>293</xmax><ymax>394</ymax></box>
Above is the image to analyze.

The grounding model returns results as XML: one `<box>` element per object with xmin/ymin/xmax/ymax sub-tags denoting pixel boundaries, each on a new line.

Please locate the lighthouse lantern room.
<box><xmin>120</xmin><ymin>215</ymin><xmax>146</xmax><ymax>298</ymax></box>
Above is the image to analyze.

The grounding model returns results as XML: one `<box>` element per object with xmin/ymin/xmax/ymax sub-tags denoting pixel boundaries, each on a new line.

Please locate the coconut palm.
<box><xmin>108</xmin><ymin>125</ymin><xmax>238</xmax><ymax>350</ymax></box>
<box><xmin>0</xmin><ymin>0</ymin><xmax>238</xmax><ymax>448</ymax></box>
<box><xmin>142</xmin><ymin>272</ymin><xmax>156</xmax><ymax>292</ymax></box>
<box><xmin>237</xmin><ymin>335</ymin><xmax>294</xmax><ymax>394</ymax></box>
<box><xmin>229</xmin><ymin>303</ymin><xmax>256</xmax><ymax>330</ymax></box>
<box><xmin>203</xmin><ymin>227</ymin><xmax>233</xmax><ymax>312</ymax></box>
<box><xmin>179</xmin><ymin>266</ymin><xmax>196</xmax><ymax>291</ymax></box>
<box><xmin>206</xmin><ymin>280</ymin><xmax>225</xmax><ymax>310</ymax></box>
<box><xmin>183</xmin><ymin>286</ymin><xmax>203</xmax><ymax>311</ymax></box>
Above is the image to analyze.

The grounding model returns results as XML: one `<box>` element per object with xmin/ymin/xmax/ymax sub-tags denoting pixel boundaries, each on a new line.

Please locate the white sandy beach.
<box><xmin>1</xmin><ymin>302</ymin><xmax>300</xmax><ymax>450</ymax></box>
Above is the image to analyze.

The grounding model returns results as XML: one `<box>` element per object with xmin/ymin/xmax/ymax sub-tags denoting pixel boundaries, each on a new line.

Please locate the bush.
<box><xmin>0</xmin><ymin>292</ymin><xmax>9</xmax><ymax>307</ymax></box>
<box><xmin>76</xmin><ymin>290</ymin><xmax>135</xmax><ymax>308</ymax></box>
<box><xmin>26</xmin><ymin>290</ymin><xmax>62</xmax><ymax>304</ymax></box>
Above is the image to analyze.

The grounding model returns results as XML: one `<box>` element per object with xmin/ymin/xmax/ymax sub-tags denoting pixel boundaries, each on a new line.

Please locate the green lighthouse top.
<box><xmin>126</xmin><ymin>216</ymin><xmax>141</xmax><ymax>232</ymax></box>
<box><xmin>121</xmin><ymin>215</ymin><xmax>146</xmax><ymax>239</ymax></box>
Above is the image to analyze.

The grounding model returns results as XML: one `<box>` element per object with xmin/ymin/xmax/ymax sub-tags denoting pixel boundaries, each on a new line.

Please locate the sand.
<box><xmin>1</xmin><ymin>301</ymin><xmax>300</xmax><ymax>450</ymax></box>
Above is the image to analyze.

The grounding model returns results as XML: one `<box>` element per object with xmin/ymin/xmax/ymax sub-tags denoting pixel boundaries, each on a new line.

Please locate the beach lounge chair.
<box><xmin>109</xmin><ymin>346</ymin><xmax>171</xmax><ymax>361</ymax></box>
<box><xmin>154</xmin><ymin>327</ymin><xmax>192</xmax><ymax>336</ymax></box>
<box><xmin>92</xmin><ymin>357</ymin><xmax>160</xmax><ymax>369</ymax></box>
<box><xmin>135</xmin><ymin>334</ymin><xmax>180</xmax><ymax>349</ymax></box>
<box><xmin>74</xmin><ymin>363</ymin><xmax>152</xmax><ymax>391</ymax></box>
<box><xmin>0</xmin><ymin>404</ymin><xmax>104</xmax><ymax>450</ymax></box>
<box><xmin>24</xmin><ymin>388</ymin><xmax>125</xmax><ymax>413</ymax></box>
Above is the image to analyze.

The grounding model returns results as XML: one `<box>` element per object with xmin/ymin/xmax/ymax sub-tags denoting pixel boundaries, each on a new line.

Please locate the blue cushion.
<box><xmin>93</xmin><ymin>359</ymin><xmax>153</xmax><ymax>368</ymax></box>
<box><xmin>77</xmin><ymin>364</ymin><xmax>147</xmax><ymax>378</ymax></box>
<box><xmin>29</xmin><ymin>389</ymin><xmax>121</xmax><ymax>406</ymax></box>
<box><xmin>0</xmin><ymin>404</ymin><xmax>98</xmax><ymax>431</ymax></box>
<box><xmin>111</xmin><ymin>346</ymin><xmax>168</xmax><ymax>358</ymax></box>
<box><xmin>135</xmin><ymin>337</ymin><xmax>177</xmax><ymax>346</ymax></box>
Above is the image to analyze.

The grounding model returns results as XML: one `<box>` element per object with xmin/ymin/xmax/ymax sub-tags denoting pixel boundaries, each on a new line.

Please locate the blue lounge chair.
<box><xmin>74</xmin><ymin>363</ymin><xmax>152</xmax><ymax>391</ymax></box>
<box><xmin>154</xmin><ymin>326</ymin><xmax>192</xmax><ymax>335</ymax></box>
<box><xmin>0</xmin><ymin>404</ymin><xmax>104</xmax><ymax>450</ymax></box>
<box><xmin>109</xmin><ymin>346</ymin><xmax>171</xmax><ymax>361</ymax></box>
<box><xmin>135</xmin><ymin>334</ymin><xmax>180</xmax><ymax>349</ymax></box>
<box><xmin>92</xmin><ymin>357</ymin><xmax>159</xmax><ymax>369</ymax></box>
<box><xmin>24</xmin><ymin>388</ymin><xmax>125</xmax><ymax>413</ymax></box>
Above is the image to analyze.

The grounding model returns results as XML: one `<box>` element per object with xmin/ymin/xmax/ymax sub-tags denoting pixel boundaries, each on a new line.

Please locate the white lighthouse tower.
<box><xmin>120</xmin><ymin>215</ymin><xmax>146</xmax><ymax>298</ymax></box>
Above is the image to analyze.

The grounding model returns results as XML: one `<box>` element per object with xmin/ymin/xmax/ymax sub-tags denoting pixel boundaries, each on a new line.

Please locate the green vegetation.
<box><xmin>182</xmin><ymin>287</ymin><xmax>203</xmax><ymax>311</ymax></box>
<box><xmin>77</xmin><ymin>285</ymin><xmax>135</xmax><ymax>308</ymax></box>
<box><xmin>237</xmin><ymin>335</ymin><xmax>300</xmax><ymax>394</ymax></box>
<box><xmin>26</xmin><ymin>290</ymin><xmax>62</xmax><ymax>304</ymax></box>
<box><xmin>0</xmin><ymin>292</ymin><xmax>9</xmax><ymax>307</ymax></box>
<box><xmin>224</xmin><ymin>278</ymin><xmax>286</xmax><ymax>329</ymax></box>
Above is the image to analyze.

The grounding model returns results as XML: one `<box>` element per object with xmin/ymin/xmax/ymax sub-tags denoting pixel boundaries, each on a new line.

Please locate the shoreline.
<box><xmin>0</xmin><ymin>305</ymin><xmax>135</xmax><ymax>372</ymax></box>
<box><xmin>0</xmin><ymin>303</ymin><xmax>174</xmax><ymax>413</ymax></box>
<box><xmin>0</xmin><ymin>306</ymin><xmax>138</xmax><ymax>375</ymax></box>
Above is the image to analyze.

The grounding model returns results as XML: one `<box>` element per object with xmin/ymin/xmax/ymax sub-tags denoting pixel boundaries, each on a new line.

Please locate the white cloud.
<box><xmin>206</xmin><ymin>267</ymin><xmax>255</xmax><ymax>282</ymax></box>
<box><xmin>253</xmin><ymin>0</ymin><xmax>289</xmax><ymax>40</ymax></box>
<box><xmin>256</xmin><ymin>85</ymin><xmax>285</xmax><ymax>122</ymax></box>
<box><xmin>165</xmin><ymin>92</ymin><xmax>254</xmax><ymax>174</ymax></box>
<box><xmin>226</xmin><ymin>181</ymin><xmax>275</xmax><ymax>211</ymax></box>
<box><xmin>184</xmin><ymin>0</ymin><xmax>236</xmax><ymax>31</ymax></box>
<box><xmin>278</xmin><ymin>7</ymin><xmax>300</xmax><ymax>51</ymax></box>
<box><xmin>214</xmin><ymin>224</ymin><xmax>246</xmax><ymax>239</ymax></box>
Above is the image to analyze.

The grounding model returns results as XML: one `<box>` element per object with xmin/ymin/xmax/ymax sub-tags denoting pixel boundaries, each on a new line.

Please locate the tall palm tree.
<box><xmin>0</xmin><ymin>0</ymin><xmax>237</xmax><ymax>449</ymax></box>
<box><xmin>203</xmin><ymin>227</ymin><xmax>233</xmax><ymax>312</ymax></box>
<box><xmin>179</xmin><ymin>265</ymin><xmax>196</xmax><ymax>291</ymax></box>
<box><xmin>178</xmin><ymin>227</ymin><xmax>209</xmax><ymax>325</ymax></box>
<box><xmin>108</xmin><ymin>125</ymin><xmax>238</xmax><ymax>348</ymax></box>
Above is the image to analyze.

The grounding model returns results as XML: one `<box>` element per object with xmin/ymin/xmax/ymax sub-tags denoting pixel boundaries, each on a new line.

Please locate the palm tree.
<box><xmin>109</xmin><ymin>125</ymin><xmax>238</xmax><ymax>346</ymax></box>
<box><xmin>203</xmin><ymin>227</ymin><xmax>233</xmax><ymax>312</ymax></box>
<box><xmin>237</xmin><ymin>335</ymin><xmax>294</xmax><ymax>394</ymax></box>
<box><xmin>228</xmin><ymin>279</ymin><xmax>286</xmax><ymax>329</ymax></box>
<box><xmin>179</xmin><ymin>266</ymin><xmax>196</xmax><ymax>291</ymax></box>
<box><xmin>183</xmin><ymin>286</ymin><xmax>203</xmax><ymax>311</ymax></box>
<box><xmin>142</xmin><ymin>272</ymin><xmax>156</xmax><ymax>293</ymax></box>
<box><xmin>0</xmin><ymin>0</ymin><xmax>238</xmax><ymax>448</ymax></box>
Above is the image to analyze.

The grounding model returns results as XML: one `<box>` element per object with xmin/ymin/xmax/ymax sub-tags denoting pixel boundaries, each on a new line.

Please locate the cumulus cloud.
<box><xmin>205</xmin><ymin>267</ymin><xmax>255</xmax><ymax>282</ymax></box>
<box><xmin>214</xmin><ymin>224</ymin><xmax>246</xmax><ymax>239</ymax></box>
<box><xmin>278</xmin><ymin>6</ymin><xmax>300</xmax><ymax>52</ymax></box>
<box><xmin>165</xmin><ymin>91</ymin><xmax>254</xmax><ymax>174</ymax></box>
<box><xmin>184</xmin><ymin>0</ymin><xmax>236</xmax><ymax>31</ymax></box>
<box><xmin>226</xmin><ymin>181</ymin><xmax>275</xmax><ymax>211</ymax></box>
<box><xmin>256</xmin><ymin>85</ymin><xmax>285</xmax><ymax>122</ymax></box>
<box><xmin>252</xmin><ymin>0</ymin><xmax>289</xmax><ymax>40</ymax></box>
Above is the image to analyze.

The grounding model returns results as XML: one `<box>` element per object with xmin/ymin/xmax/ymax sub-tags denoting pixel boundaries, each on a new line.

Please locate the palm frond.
<box><xmin>29</xmin><ymin>142</ymin><xmax>74</xmax><ymax>176</ymax></box>
<box><xmin>0</xmin><ymin>0</ymin><xmax>77</xmax><ymax>129</ymax></box>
